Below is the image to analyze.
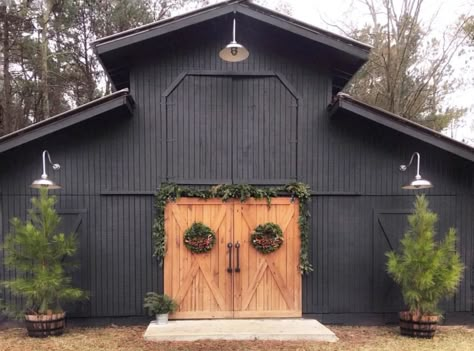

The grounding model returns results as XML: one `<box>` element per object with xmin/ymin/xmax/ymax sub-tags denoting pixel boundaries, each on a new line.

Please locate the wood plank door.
<box><xmin>233</xmin><ymin>198</ymin><xmax>302</xmax><ymax>318</ymax></box>
<box><xmin>164</xmin><ymin>197</ymin><xmax>301</xmax><ymax>319</ymax></box>
<box><xmin>164</xmin><ymin>198</ymin><xmax>234</xmax><ymax>319</ymax></box>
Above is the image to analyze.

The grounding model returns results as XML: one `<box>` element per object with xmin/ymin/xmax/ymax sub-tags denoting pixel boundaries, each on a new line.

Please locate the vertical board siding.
<box><xmin>0</xmin><ymin>17</ymin><xmax>472</xmax><ymax>320</ymax></box>
<box><xmin>306</xmin><ymin>195</ymin><xmax>469</xmax><ymax>315</ymax></box>
<box><xmin>0</xmin><ymin>194</ymin><xmax>160</xmax><ymax>318</ymax></box>
<box><xmin>166</xmin><ymin>76</ymin><xmax>233</xmax><ymax>181</ymax></box>
<box><xmin>165</xmin><ymin>75</ymin><xmax>297</xmax><ymax>183</ymax></box>
<box><xmin>456</xmin><ymin>194</ymin><xmax>473</xmax><ymax>312</ymax></box>
<box><xmin>232</xmin><ymin>77</ymin><xmax>297</xmax><ymax>182</ymax></box>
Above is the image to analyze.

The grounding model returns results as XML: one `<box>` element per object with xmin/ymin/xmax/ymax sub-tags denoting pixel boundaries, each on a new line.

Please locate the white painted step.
<box><xmin>143</xmin><ymin>319</ymin><xmax>338</xmax><ymax>342</ymax></box>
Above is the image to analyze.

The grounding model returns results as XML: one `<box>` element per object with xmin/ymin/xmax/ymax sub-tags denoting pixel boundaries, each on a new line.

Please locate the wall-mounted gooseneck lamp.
<box><xmin>399</xmin><ymin>152</ymin><xmax>433</xmax><ymax>190</ymax></box>
<box><xmin>219</xmin><ymin>16</ymin><xmax>249</xmax><ymax>62</ymax></box>
<box><xmin>31</xmin><ymin>150</ymin><xmax>61</xmax><ymax>190</ymax></box>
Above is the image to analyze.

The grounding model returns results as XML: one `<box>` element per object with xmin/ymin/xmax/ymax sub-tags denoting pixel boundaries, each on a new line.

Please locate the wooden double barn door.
<box><xmin>164</xmin><ymin>197</ymin><xmax>301</xmax><ymax>319</ymax></box>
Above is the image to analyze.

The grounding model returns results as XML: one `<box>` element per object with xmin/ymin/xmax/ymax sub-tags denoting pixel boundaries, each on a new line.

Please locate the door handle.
<box><xmin>227</xmin><ymin>243</ymin><xmax>233</xmax><ymax>273</ymax></box>
<box><xmin>235</xmin><ymin>241</ymin><xmax>240</xmax><ymax>273</ymax></box>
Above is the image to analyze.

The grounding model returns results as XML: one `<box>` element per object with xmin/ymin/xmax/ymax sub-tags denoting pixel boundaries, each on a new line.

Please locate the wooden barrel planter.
<box><xmin>399</xmin><ymin>311</ymin><xmax>439</xmax><ymax>338</ymax></box>
<box><xmin>25</xmin><ymin>312</ymin><xmax>66</xmax><ymax>337</ymax></box>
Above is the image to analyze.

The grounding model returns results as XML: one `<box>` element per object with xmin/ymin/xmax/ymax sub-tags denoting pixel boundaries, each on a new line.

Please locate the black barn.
<box><xmin>0</xmin><ymin>0</ymin><xmax>473</xmax><ymax>324</ymax></box>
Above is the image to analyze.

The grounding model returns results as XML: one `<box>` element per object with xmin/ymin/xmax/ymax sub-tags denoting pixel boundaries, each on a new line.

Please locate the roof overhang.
<box><xmin>92</xmin><ymin>0</ymin><xmax>371</xmax><ymax>90</ymax></box>
<box><xmin>0</xmin><ymin>89</ymin><xmax>134</xmax><ymax>154</ymax></box>
<box><xmin>329</xmin><ymin>95</ymin><xmax>474</xmax><ymax>162</ymax></box>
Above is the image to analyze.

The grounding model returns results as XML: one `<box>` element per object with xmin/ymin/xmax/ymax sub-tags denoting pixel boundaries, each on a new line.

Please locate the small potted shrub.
<box><xmin>1</xmin><ymin>189</ymin><xmax>87</xmax><ymax>337</ymax></box>
<box><xmin>386</xmin><ymin>195</ymin><xmax>464</xmax><ymax>338</ymax></box>
<box><xmin>143</xmin><ymin>292</ymin><xmax>177</xmax><ymax>325</ymax></box>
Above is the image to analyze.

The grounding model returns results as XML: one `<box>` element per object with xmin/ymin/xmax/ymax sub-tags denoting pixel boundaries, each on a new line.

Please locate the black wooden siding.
<box><xmin>0</xmin><ymin>17</ymin><xmax>473</xmax><ymax>322</ymax></box>
<box><xmin>165</xmin><ymin>74</ymin><xmax>297</xmax><ymax>183</ymax></box>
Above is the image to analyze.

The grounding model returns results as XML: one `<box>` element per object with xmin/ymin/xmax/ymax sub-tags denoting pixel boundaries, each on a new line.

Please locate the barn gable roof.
<box><xmin>0</xmin><ymin>89</ymin><xmax>134</xmax><ymax>154</ymax></box>
<box><xmin>1</xmin><ymin>3</ymin><xmax>470</xmax><ymax>164</ymax></box>
<box><xmin>329</xmin><ymin>94</ymin><xmax>474</xmax><ymax>162</ymax></box>
<box><xmin>92</xmin><ymin>0</ymin><xmax>371</xmax><ymax>90</ymax></box>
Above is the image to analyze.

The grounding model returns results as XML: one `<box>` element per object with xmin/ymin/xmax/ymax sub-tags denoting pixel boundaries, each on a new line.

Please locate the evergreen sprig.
<box><xmin>1</xmin><ymin>189</ymin><xmax>87</xmax><ymax>315</ymax></box>
<box><xmin>386</xmin><ymin>195</ymin><xmax>464</xmax><ymax>316</ymax></box>
<box><xmin>153</xmin><ymin>182</ymin><xmax>313</xmax><ymax>274</ymax></box>
<box><xmin>143</xmin><ymin>292</ymin><xmax>177</xmax><ymax>315</ymax></box>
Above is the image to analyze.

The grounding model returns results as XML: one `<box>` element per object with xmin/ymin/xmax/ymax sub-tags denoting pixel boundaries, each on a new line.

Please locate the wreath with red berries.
<box><xmin>251</xmin><ymin>222</ymin><xmax>284</xmax><ymax>254</ymax></box>
<box><xmin>183</xmin><ymin>222</ymin><xmax>216</xmax><ymax>254</ymax></box>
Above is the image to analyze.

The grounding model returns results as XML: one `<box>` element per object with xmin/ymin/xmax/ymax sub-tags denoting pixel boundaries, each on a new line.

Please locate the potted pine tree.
<box><xmin>143</xmin><ymin>292</ymin><xmax>178</xmax><ymax>325</ymax></box>
<box><xmin>1</xmin><ymin>189</ymin><xmax>87</xmax><ymax>337</ymax></box>
<box><xmin>386</xmin><ymin>195</ymin><xmax>464</xmax><ymax>338</ymax></box>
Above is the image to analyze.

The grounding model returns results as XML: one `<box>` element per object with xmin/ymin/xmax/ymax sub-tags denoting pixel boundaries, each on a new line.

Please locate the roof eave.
<box><xmin>329</xmin><ymin>97</ymin><xmax>474</xmax><ymax>163</ymax></box>
<box><xmin>93</xmin><ymin>2</ymin><xmax>370</xmax><ymax>62</ymax></box>
<box><xmin>93</xmin><ymin>0</ymin><xmax>243</xmax><ymax>46</ymax></box>
<box><xmin>93</xmin><ymin>3</ymin><xmax>238</xmax><ymax>56</ymax></box>
<box><xmin>0</xmin><ymin>90</ymin><xmax>134</xmax><ymax>154</ymax></box>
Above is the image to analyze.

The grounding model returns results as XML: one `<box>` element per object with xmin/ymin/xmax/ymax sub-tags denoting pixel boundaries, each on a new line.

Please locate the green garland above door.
<box><xmin>153</xmin><ymin>182</ymin><xmax>313</xmax><ymax>274</ymax></box>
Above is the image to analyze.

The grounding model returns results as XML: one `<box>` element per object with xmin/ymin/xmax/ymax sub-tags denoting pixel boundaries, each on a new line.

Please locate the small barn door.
<box><xmin>233</xmin><ymin>198</ymin><xmax>301</xmax><ymax>318</ymax></box>
<box><xmin>164</xmin><ymin>199</ymin><xmax>234</xmax><ymax>319</ymax></box>
<box><xmin>164</xmin><ymin>198</ymin><xmax>301</xmax><ymax>319</ymax></box>
<box><xmin>373</xmin><ymin>210</ymin><xmax>409</xmax><ymax>312</ymax></box>
<box><xmin>57</xmin><ymin>209</ymin><xmax>89</xmax><ymax>316</ymax></box>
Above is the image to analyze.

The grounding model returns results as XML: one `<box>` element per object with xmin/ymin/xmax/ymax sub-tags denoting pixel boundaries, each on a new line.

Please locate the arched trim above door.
<box><xmin>162</xmin><ymin>70</ymin><xmax>302</xmax><ymax>102</ymax></box>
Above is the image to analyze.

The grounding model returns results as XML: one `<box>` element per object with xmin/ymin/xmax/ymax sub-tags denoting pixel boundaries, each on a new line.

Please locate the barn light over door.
<box><xmin>219</xmin><ymin>17</ymin><xmax>249</xmax><ymax>62</ymax></box>
<box><xmin>31</xmin><ymin>150</ymin><xmax>61</xmax><ymax>190</ymax></box>
<box><xmin>399</xmin><ymin>152</ymin><xmax>433</xmax><ymax>190</ymax></box>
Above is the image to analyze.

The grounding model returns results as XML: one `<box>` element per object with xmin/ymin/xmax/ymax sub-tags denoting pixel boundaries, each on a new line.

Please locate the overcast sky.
<box><xmin>290</xmin><ymin>0</ymin><xmax>472</xmax><ymax>29</ymax></box>
<box><xmin>258</xmin><ymin>0</ymin><xmax>474</xmax><ymax>144</ymax></box>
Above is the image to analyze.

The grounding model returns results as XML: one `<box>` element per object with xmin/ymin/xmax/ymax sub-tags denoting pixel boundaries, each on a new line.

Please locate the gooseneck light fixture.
<box><xmin>219</xmin><ymin>16</ymin><xmax>249</xmax><ymax>62</ymax></box>
<box><xmin>31</xmin><ymin>150</ymin><xmax>61</xmax><ymax>190</ymax></box>
<box><xmin>399</xmin><ymin>152</ymin><xmax>433</xmax><ymax>190</ymax></box>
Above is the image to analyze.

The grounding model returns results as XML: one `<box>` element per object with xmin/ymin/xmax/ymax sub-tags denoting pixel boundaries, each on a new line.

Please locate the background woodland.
<box><xmin>0</xmin><ymin>0</ymin><xmax>473</xmax><ymax>137</ymax></box>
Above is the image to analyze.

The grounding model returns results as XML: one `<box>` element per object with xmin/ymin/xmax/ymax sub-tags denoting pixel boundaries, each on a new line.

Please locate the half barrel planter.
<box><xmin>399</xmin><ymin>311</ymin><xmax>439</xmax><ymax>338</ymax></box>
<box><xmin>25</xmin><ymin>312</ymin><xmax>66</xmax><ymax>337</ymax></box>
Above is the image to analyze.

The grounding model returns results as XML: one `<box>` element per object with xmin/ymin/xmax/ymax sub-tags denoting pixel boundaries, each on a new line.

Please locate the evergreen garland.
<box><xmin>251</xmin><ymin>223</ymin><xmax>284</xmax><ymax>254</ymax></box>
<box><xmin>153</xmin><ymin>182</ymin><xmax>313</xmax><ymax>274</ymax></box>
<box><xmin>183</xmin><ymin>222</ymin><xmax>216</xmax><ymax>254</ymax></box>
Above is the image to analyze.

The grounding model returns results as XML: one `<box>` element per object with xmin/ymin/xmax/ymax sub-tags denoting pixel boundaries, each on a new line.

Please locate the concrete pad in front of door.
<box><xmin>143</xmin><ymin>319</ymin><xmax>338</xmax><ymax>342</ymax></box>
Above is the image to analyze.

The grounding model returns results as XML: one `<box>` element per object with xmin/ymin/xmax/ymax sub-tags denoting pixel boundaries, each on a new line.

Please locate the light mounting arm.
<box><xmin>399</xmin><ymin>152</ymin><xmax>433</xmax><ymax>190</ymax></box>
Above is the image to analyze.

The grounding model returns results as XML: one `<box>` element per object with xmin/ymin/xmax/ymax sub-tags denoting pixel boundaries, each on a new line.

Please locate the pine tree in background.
<box><xmin>386</xmin><ymin>195</ymin><xmax>464</xmax><ymax>316</ymax></box>
<box><xmin>0</xmin><ymin>0</ymin><xmax>212</xmax><ymax>135</ymax></box>
<box><xmin>1</xmin><ymin>189</ymin><xmax>87</xmax><ymax>315</ymax></box>
<box><xmin>345</xmin><ymin>0</ymin><xmax>470</xmax><ymax>131</ymax></box>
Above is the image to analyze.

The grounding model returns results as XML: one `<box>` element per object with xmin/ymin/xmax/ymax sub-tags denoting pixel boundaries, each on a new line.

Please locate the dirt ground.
<box><xmin>0</xmin><ymin>325</ymin><xmax>473</xmax><ymax>351</ymax></box>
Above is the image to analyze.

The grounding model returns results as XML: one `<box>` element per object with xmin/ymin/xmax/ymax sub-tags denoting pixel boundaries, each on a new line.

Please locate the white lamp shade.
<box><xmin>219</xmin><ymin>42</ymin><xmax>249</xmax><ymax>62</ymax></box>
<box><xmin>402</xmin><ymin>178</ymin><xmax>433</xmax><ymax>190</ymax></box>
<box><xmin>31</xmin><ymin>177</ymin><xmax>61</xmax><ymax>189</ymax></box>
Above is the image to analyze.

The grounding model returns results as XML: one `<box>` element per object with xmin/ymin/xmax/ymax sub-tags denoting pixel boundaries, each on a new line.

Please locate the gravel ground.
<box><xmin>0</xmin><ymin>325</ymin><xmax>473</xmax><ymax>351</ymax></box>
